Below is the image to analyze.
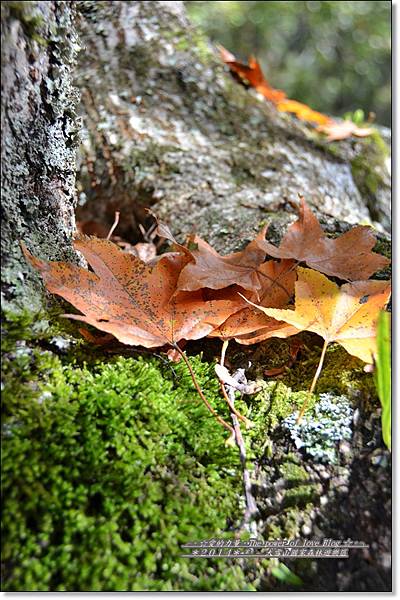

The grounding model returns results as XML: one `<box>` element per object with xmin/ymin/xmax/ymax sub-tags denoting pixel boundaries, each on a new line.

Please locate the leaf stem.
<box><xmin>173</xmin><ymin>344</ymin><xmax>234</xmax><ymax>434</ymax></box>
<box><xmin>106</xmin><ymin>211</ymin><xmax>120</xmax><ymax>240</ymax></box>
<box><xmin>220</xmin><ymin>339</ymin><xmax>229</xmax><ymax>366</ymax></box>
<box><xmin>297</xmin><ymin>339</ymin><xmax>329</xmax><ymax>424</ymax></box>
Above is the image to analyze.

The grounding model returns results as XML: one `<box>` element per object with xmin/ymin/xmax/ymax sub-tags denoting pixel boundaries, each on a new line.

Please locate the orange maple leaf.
<box><xmin>209</xmin><ymin>259</ymin><xmax>299</xmax><ymax>344</ymax></box>
<box><xmin>246</xmin><ymin>267</ymin><xmax>391</xmax><ymax>420</ymax></box>
<box><xmin>21</xmin><ymin>238</ymin><xmax>244</xmax><ymax>349</ymax></box>
<box><xmin>176</xmin><ymin>227</ymin><xmax>270</xmax><ymax>294</ymax></box>
<box><xmin>251</xmin><ymin>267</ymin><xmax>391</xmax><ymax>364</ymax></box>
<box><xmin>219</xmin><ymin>45</ymin><xmax>373</xmax><ymax>140</ymax></box>
<box><xmin>276</xmin><ymin>99</ymin><xmax>333</xmax><ymax>126</ymax></box>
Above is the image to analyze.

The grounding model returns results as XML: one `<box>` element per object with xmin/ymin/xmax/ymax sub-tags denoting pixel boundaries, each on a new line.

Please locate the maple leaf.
<box><xmin>219</xmin><ymin>45</ymin><xmax>286</xmax><ymax>103</ymax></box>
<box><xmin>176</xmin><ymin>227</ymin><xmax>272</xmax><ymax>294</ymax></box>
<box><xmin>276</xmin><ymin>99</ymin><xmax>332</xmax><ymax>126</ymax></box>
<box><xmin>246</xmin><ymin>267</ymin><xmax>391</xmax><ymax>421</ymax></box>
<box><xmin>317</xmin><ymin>119</ymin><xmax>375</xmax><ymax>142</ymax></box>
<box><xmin>209</xmin><ymin>259</ymin><xmax>300</xmax><ymax>344</ymax></box>
<box><xmin>257</xmin><ymin>197</ymin><xmax>389</xmax><ymax>281</ymax></box>
<box><xmin>252</xmin><ymin>267</ymin><xmax>391</xmax><ymax>364</ymax></box>
<box><xmin>21</xmin><ymin>237</ymin><xmax>244</xmax><ymax>349</ymax></box>
<box><xmin>219</xmin><ymin>46</ymin><xmax>374</xmax><ymax>141</ymax></box>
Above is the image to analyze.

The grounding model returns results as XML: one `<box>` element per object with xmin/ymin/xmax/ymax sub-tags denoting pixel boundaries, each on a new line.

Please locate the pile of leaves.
<box><xmin>219</xmin><ymin>46</ymin><xmax>375</xmax><ymax>142</ymax></box>
<box><xmin>22</xmin><ymin>198</ymin><xmax>390</xmax><ymax>435</ymax></box>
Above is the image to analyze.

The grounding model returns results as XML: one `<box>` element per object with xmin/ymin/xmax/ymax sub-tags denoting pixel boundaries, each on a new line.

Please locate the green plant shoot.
<box><xmin>374</xmin><ymin>311</ymin><xmax>391</xmax><ymax>450</ymax></box>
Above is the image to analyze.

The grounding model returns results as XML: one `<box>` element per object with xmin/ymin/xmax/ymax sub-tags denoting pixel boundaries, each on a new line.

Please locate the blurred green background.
<box><xmin>187</xmin><ymin>1</ymin><xmax>391</xmax><ymax>126</ymax></box>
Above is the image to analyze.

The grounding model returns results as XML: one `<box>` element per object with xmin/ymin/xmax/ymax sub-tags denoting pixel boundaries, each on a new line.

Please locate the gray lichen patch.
<box><xmin>283</xmin><ymin>394</ymin><xmax>353</xmax><ymax>464</ymax></box>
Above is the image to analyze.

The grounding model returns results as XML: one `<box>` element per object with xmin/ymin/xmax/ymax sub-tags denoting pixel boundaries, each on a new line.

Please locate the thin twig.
<box><xmin>219</xmin><ymin>380</ymin><xmax>252</xmax><ymax>427</ymax></box>
<box><xmin>173</xmin><ymin>344</ymin><xmax>234</xmax><ymax>434</ymax></box>
<box><xmin>297</xmin><ymin>339</ymin><xmax>329</xmax><ymax>424</ymax></box>
<box><xmin>106</xmin><ymin>211</ymin><xmax>120</xmax><ymax>240</ymax></box>
<box><xmin>226</xmin><ymin>380</ymin><xmax>258</xmax><ymax>524</ymax></box>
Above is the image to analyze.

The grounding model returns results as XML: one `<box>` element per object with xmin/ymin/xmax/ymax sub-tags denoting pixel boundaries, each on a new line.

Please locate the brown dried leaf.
<box><xmin>177</xmin><ymin>227</ymin><xmax>269</xmax><ymax>293</ymax></box>
<box><xmin>209</xmin><ymin>259</ymin><xmax>300</xmax><ymax>344</ymax></box>
<box><xmin>258</xmin><ymin>197</ymin><xmax>389</xmax><ymax>281</ymax></box>
<box><xmin>21</xmin><ymin>238</ymin><xmax>244</xmax><ymax>349</ymax></box>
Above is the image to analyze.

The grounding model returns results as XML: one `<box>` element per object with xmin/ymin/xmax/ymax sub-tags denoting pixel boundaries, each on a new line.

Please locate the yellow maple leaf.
<box><xmin>245</xmin><ymin>267</ymin><xmax>391</xmax><ymax>421</ymax></box>
<box><xmin>250</xmin><ymin>267</ymin><xmax>391</xmax><ymax>363</ymax></box>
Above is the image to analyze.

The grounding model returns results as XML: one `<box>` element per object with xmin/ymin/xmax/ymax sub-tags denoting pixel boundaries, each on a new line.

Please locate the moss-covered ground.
<box><xmin>2</xmin><ymin>314</ymin><xmax>256</xmax><ymax>591</ymax></box>
<box><xmin>1</xmin><ymin>312</ymin><xmax>383</xmax><ymax>591</ymax></box>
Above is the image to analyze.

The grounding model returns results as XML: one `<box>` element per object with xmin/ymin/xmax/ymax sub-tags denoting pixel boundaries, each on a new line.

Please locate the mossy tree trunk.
<box><xmin>1</xmin><ymin>1</ymin><xmax>81</xmax><ymax>314</ymax></box>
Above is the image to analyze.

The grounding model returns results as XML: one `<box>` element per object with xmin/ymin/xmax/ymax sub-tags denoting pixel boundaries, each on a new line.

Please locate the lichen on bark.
<box><xmin>74</xmin><ymin>0</ymin><xmax>390</xmax><ymax>256</ymax></box>
<box><xmin>1</xmin><ymin>1</ymin><xmax>81</xmax><ymax>314</ymax></box>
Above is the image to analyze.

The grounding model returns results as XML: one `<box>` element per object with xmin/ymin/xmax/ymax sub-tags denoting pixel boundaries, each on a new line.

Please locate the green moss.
<box><xmin>248</xmin><ymin>338</ymin><xmax>376</xmax><ymax>406</ymax></box>
<box><xmin>279</xmin><ymin>460</ymin><xmax>317</xmax><ymax>509</ymax></box>
<box><xmin>249</xmin><ymin>381</ymin><xmax>312</xmax><ymax>436</ymax></box>
<box><xmin>282</xmin><ymin>487</ymin><xmax>317</xmax><ymax>509</ymax></box>
<box><xmin>279</xmin><ymin>461</ymin><xmax>308</xmax><ymax>485</ymax></box>
<box><xmin>284</xmin><ymin>343</ymin><xmax>377</xmax><ymax>403</ymax></box>
<box><xmin>6</xmin><ymin>2</ymin><xmax>46</xmax><ymax>44</ymax></box>
<box><xmin>351</xmin><ymin>131</ymin><xmax>389</xmax><ymax>206</ymax></box>
<box><xmin>2</xmin><ymin>331</ymin><xmax>258</xmax><ymax>591</ymax></box>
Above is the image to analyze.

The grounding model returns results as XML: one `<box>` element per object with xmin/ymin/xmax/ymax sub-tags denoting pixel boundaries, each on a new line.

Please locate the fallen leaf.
<box><xmin>219</xmin><ymin>46</ymin><xmax>286</xmax><ymax>103</ymax></box>
<box><xmin>247</xmin><ymin>267</ymin><xmax>391</xmax><ymax>364</ymax></box>
<box><xmin>219</xmin><ymin>46</ymin><xmax>373</xmax><ymax>140</ymax></box>
<box><xmin>277</xmin><ymin>99</ymin><xmax>332</xmax><ymax>126</ymax></box>
<box><xmin>21</xmin><ymin>238</ymin><xmax>244</xmax><ymax>349</ymax></box>
<box><xmin>177</xmin><ymin>227</ymin><xmax>269</xmax><ymax>294</ymax></box>
<box><xmin>209</xmin><ymin>259</ymin><xmax>300</xmax><ymax>344</ymax></box>
<box><xmin>257</xmin><ymin>197</ymin><xmax>389</xmax><ymax>281</ymax></box>
<box><xmin>317</xmin><ymin>120</ymin><xmax>375</xmax><ymax>142</ymax></box>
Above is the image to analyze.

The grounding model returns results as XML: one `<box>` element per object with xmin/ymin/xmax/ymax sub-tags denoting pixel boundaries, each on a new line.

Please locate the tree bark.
<box><xmin>74</xmin><ymin>0</ymin><xmax>390</xmax><ymax>255</ymax></box>
<box><xmin>1</xmin><ymin>1</ymin><xmax>81</xmax><ymax>313</ymax></box>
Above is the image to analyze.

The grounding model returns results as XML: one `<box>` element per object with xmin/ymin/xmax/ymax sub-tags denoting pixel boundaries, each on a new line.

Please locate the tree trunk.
<box><xmin>1</xmin><ymin>1</ymin><xmax>81</xmax><ymax>313</ymax></box>
<box><xmin>75</xmin><ymin>0</ymin><xmax>390</xmax><ymax>255</ymax></box>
